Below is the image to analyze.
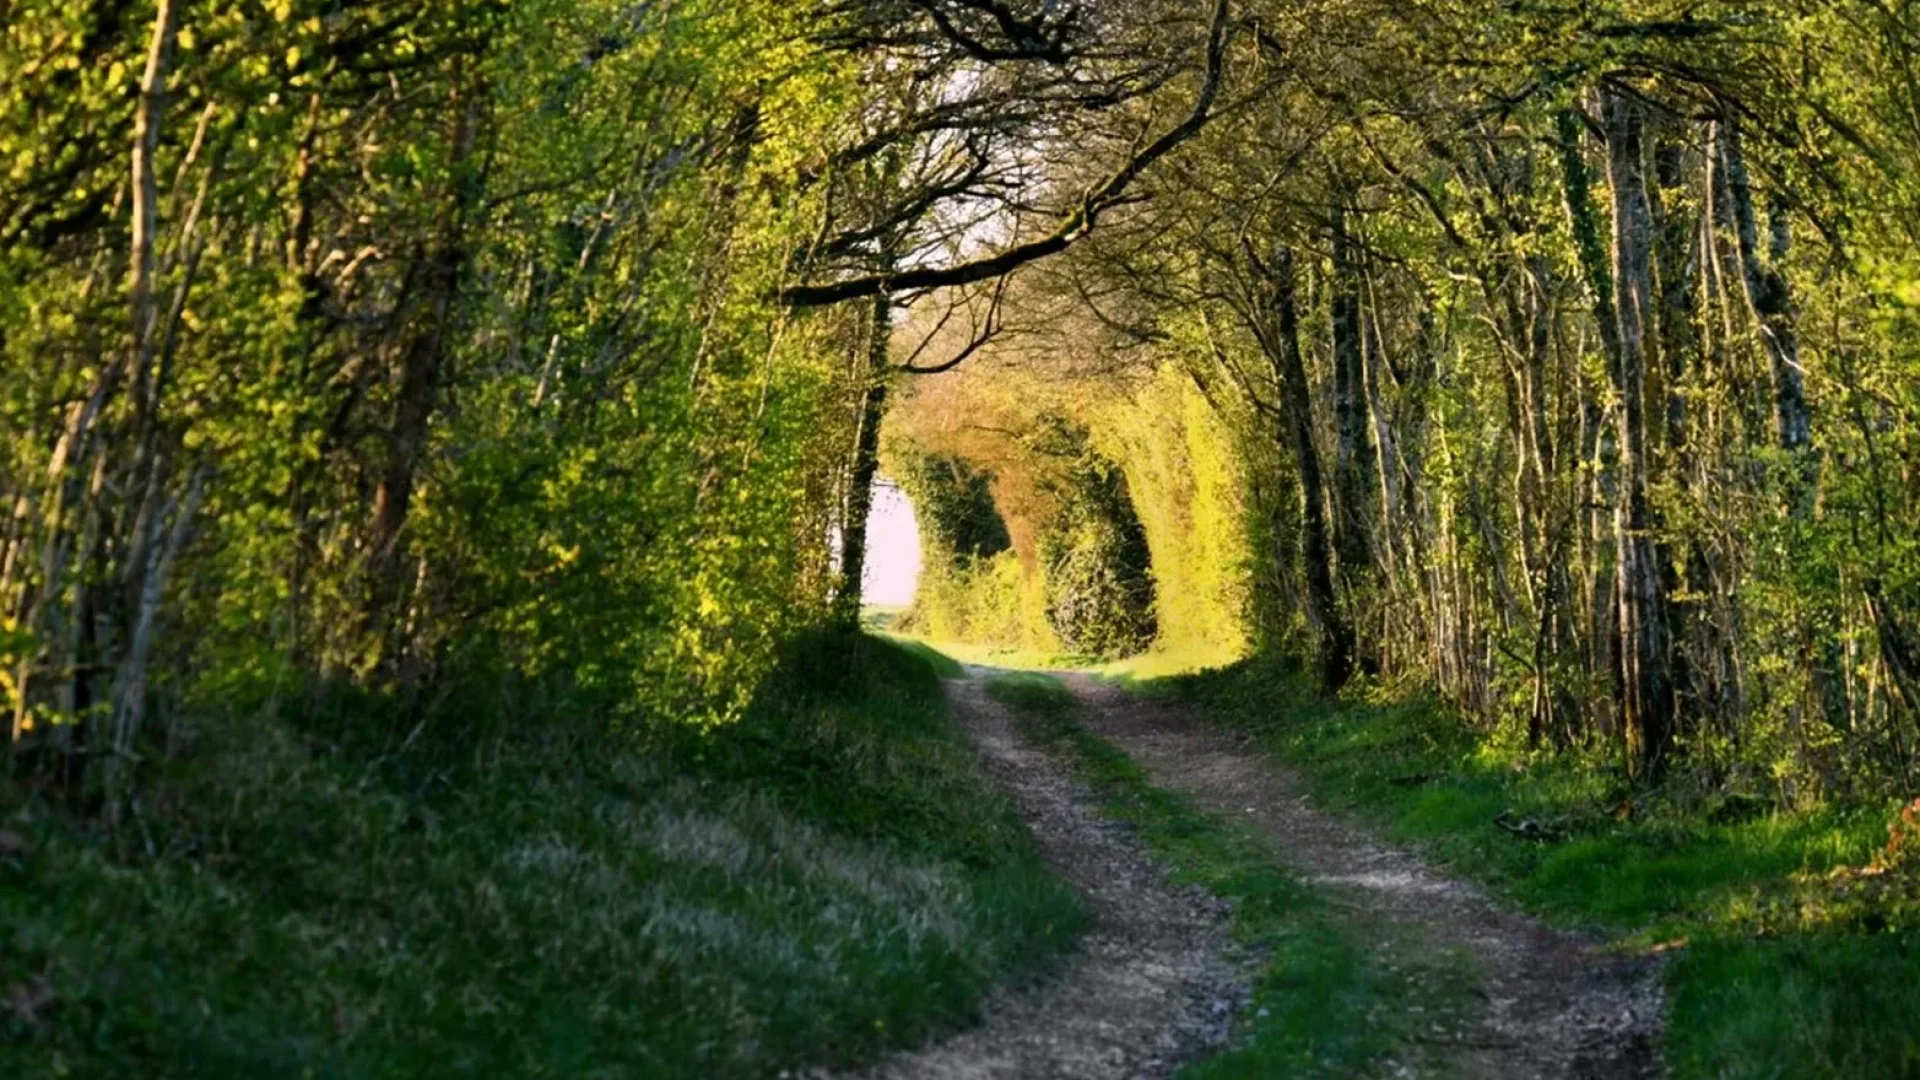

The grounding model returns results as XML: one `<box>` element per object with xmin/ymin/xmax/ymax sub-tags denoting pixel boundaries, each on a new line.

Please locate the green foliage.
<box><xmin>0</xmin><ymin>637</ymin><xmax>1085</xmax><ymax>1078</ymax></box>
<box><xmin>1</xmin><ymin>0</ymin><xmax>871</xmax><ymax>771</ymax></box>
<box><xmin>894</xmin><ymin>455</ymin><xmax>1012</xmax><ymax>564</ymax></box>
<box><xmin>902</xmin><ymin>549</ymin><xmax>1055</xmax><ymax>652</ymax></box>
<box><xmin>892</xmin><ymin>0</ymin><xmax>1920</xmax><ymax>804</ymax></box>
<box><xmin>901</xmin><ymin>414</ymin><xmax>1156</xmax><ymax>659</ymax></box>
<box><xmin>1094</xmin><ymin>364</ymin><xmax>1252</xmax><ymax>665</ymax></box>
<box><xmin>890</xmin><ymin>443</ymin><xmax>1053</xmax><ymax>650</ymax></box>
<box><xmin>11</xmin><ymin>0</ymin><xmax>1920</xmax><ymax>1070</ymax></box>
<box><xmin>1161</xmin><ymin>657</ymin><xmax>1919</xmax><ymax>1079</ymax></box>
<box><xmin>1040</xmin><ymin>440</ymin><xmax>1158</xmax><ymax>660</ymax></box>
<box><xmin>890</xmin><ymin>365</ymin><xmax>1250</xmax><ymax>669</ymax></box>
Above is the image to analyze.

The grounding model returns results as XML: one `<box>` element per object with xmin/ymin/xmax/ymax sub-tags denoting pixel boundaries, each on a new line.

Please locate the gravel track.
<box><xmin>829</xmin><ymin>668</ymin><xmax>1248</xmax><ymax>1080</ymax></box>
<box><xmin>1059</xmin><ymin>671</ymin><xmax>1666</xmax><ymax>1080</ymax></box>
<box><xmin>834</xmin><ymin>666</ymin><xmax>1665</xmax><ymax>1080</ymax></box>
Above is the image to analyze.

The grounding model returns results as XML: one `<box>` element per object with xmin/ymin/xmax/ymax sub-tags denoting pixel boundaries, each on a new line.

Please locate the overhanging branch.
<box><xmin>781</xmin><ymin>0</ymin><xmax>1232</xmax><ymax>308</ymax></box>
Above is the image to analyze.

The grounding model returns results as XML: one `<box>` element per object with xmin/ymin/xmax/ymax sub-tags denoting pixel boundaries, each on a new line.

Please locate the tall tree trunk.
<box><xmin>1560</xmin><ymin>106</ymin><xmax>1624</xmax><ymax>743</ymax></box>
<box><xmin>128</xmin><ymin>0</ymin><xmax>176</xmax><ymax>401</ymax></box>
<box><xmin>1362</xmin><ymin>276</ymin><xmax>1404</xmax><ymax>669</ymax></box>
<box><xmin>1267</xmin><ymin>245</ymin><xmax>1354</xmax><ymax>690</ymax></box>
<box><xmin>95</xmin><ymin>0</ymin><xmax>180</xmax><ymax>747</ymax></box>
<box><xmin>1715</xmin><ymin>119</ymin><xmax>1812</xmax><ymax>456</ymax></box>
<box><xmin>1330</xmin><ymin>206</ymin><xmax>1378</xmax><ymax>592</ymax></box>
<box><xmin>1651</xmin><ymin>124</ymin><xmax>1702</xmax><ymax>744</ymax></box>
<box><xmin>1518</xmin><ymin>254</ymin><xmax>1572</xmax><ymax>746</ymax></box>
<box><xmin>834</xmin><ymin>290</ymin><xmax>891</xmax><ymax>630</ymax></box>
<box><xmin>363</xmin><ymin>79</ymin><xmax>483</xmax><ymax>649</ymax></box>
<box><xmin>1605</xmin><ymin>87</ymin><xmax>1675</xmax><ymax>780</ymax></box>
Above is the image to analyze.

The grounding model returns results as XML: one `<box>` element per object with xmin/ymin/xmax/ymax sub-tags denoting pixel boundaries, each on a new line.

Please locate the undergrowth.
<box><xmin>1153</xmin><ymin>655</ymin><xmax>1920</xmax><ymax>1080</ymax></box>
<box><xmin>1</xmin><ymin>636</ymin><xmax>1085</xmax><ymax>1078</ymax></box>
<box><xmin>986</xmin><ymin>671</ymin><xmax>1471</xmax><ymax>1078</ymax></box>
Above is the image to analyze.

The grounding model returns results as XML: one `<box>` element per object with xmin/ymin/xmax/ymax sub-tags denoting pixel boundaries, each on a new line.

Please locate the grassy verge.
<box><xmin>1</xmin><ymin>636</ymin><xmax>1085</xmax><ymax>1079</ymax></box>
<box><xmin>985</xmin><ymin>671</ymin><xmax>1470</xmax><ymax>1079</ymax></box>
<box><xmin>1153</xmin><ymin>656</ymin><xmax>1920</xmax><ymax>1079</ymax></box>
<box><xmin>880</xmin><ymin>634</ymin><xmax>968</xmax><ymax>678</ymax></box>
<box><xmin>888</xmin><ymin>634</ymin><xmax>1094</xmax><ymax>672</ymax></box>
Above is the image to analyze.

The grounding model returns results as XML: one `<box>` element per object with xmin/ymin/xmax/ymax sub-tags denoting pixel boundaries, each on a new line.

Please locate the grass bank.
<box><xmin>985</xmin><ymin>671</ymin><xmax>1465</xmax><ymax>1079</ymax></box>
<box><xmin>1153</xmin><ymin>656</ymin><xmax>1920</xmax><ymax>1079</ymax></box>
<box><xmin>1</xmin><ymin>636</ymin><xmax>1085</xmax><ymax>1078</ymax></box>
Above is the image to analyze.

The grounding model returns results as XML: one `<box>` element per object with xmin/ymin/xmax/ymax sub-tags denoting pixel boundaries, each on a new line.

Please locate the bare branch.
<box><xmin>782</xmin><ymin>0</ymin><xmax>1232</xmax><ymax>308</ymax></box>
<box><xmin>899</xmin><ymin>274</ymin><xmax>1012</xmax><ymax>373</ymax></box>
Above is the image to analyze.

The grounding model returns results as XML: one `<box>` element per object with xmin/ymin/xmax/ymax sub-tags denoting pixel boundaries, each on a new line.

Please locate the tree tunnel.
<box><xmin>883</xmin><ymin>421</ymin><xmax>1159</xmax><ymax>661</ymax></box>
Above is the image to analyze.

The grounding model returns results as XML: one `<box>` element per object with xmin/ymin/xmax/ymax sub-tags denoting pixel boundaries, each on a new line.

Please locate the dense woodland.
<box><xmin>6</xmin><ymin>0</ymin><xmax>1920</xmax><ymax>808</ymax></box>
<box><xmin>0</xmin><ymin>0</ymin><xmax>1916</xmax><ymax>807</ymax></box>
<box><xmin>7</xmin><ymin>0</ymin><xmax>1917</xmax><ymax>805</ymax></box>
<box><xmin>6</xmin><ymin>0</ymin><xmax>1920</xmax><ymax>1074</ymax></box>
<box><xmin>889</xmin><ymin>0</ymin><xmax>1920</xmax><ymax>805</ymax></box>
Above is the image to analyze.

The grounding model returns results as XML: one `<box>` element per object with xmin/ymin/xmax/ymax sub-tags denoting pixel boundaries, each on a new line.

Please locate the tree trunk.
<box><xmin>833</xmin><ymin>290</ymin><xmax>892</xmax><ymax>630</ymax></box>
<box><xmin>127</xmin><ymin>0</ymin><xmax>175</xmax><ymax>386</ymax></box>
<box><xmin>110</xmin><ymin>469</ymin><xmax>203</xmax><ymax>760</ymax></box>
<box><xmin>1651</xmin><ymin>124</ymin><xmax>1702</xmax><ymax>744</ymax></box>
<box><xmin>1362</xmin><ymin>277</ymin><xmax>1404</xmax><ymax>669</ymax></box>
<box><xmin>1560</xmin><ymin>106</ymin><xmax>1626</xmax><ymax>744</ymax></box>
<box><xmin>363</xmin><ymin>80</ymin><xmax>483</xmax><ymax>647</ymax></box>
<box><xmin>1714</xmin><ymin>119</ymin><xmax>1812</xmax><ymax>456</ymax></box>
<box><xmin>1269</xmin><ymin>245</ymin><xmax>1355</xmax><ymax>690</ymax></box>
<box><xmin>1519</xmin><ymin>254</ymin><xmax>1571</xmax><ymax>746</ymax></box>
<box><xmin>1330</xmin><ymin>207</ymin><xmax>1377</xmax><ymax>590</ymax></box>
<box><xmin>1605</xmin><ymin>87</ymin><xmax>1675</xmax><ymax>780</ymax></box>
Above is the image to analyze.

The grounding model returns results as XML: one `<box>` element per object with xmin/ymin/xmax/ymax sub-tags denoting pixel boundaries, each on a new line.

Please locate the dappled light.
<box><xmin>6</xmin><ymin>0</ymin><xmax>1920</xmax><ymax>1076</ymax></box>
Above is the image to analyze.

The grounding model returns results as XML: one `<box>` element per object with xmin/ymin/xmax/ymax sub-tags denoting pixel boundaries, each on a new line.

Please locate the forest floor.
<box><xmin>846</xmin><ymin>664</ymin><xmax>1663</xmax><ymax>1079</ymax></box>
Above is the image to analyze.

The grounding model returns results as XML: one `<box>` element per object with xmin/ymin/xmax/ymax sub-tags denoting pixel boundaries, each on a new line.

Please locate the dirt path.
<box><xmin>837</xmin><ymin>667</ymin><xmax>1665</xmax><ymax>1079</ymax></box>
<box><xmin>1058</xmin><ymin>672</ymin><xmax>1667</xmax><ymax>1080</ymax></box>
<box><xmin>832</xmin><ymin>668</ymin><xmax>1248</xmax><ymax>1080</ymax></box>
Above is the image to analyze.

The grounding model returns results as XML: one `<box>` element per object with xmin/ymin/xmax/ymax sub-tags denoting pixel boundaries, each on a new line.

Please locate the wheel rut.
<box><xmin>832</xmin><ymin>666</ymin><xmax>1666</xmax><ymax>1080</ymax></box>
<box><xmin>1057</xmin><ymin>672</ymin><xmax>1667</xmax><ymax>1080</ymax></box>
<box><xmin>826</xmin><ymin>668</ymin><xmax>1248</xmax><ymax>1080</ymax></box>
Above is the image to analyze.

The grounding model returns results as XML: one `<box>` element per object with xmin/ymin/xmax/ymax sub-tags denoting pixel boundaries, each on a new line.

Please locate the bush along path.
<box><xmin>852</xmin><ymin>662</ymin><xmax>1660</xmax><ymax>1079</ymax></box>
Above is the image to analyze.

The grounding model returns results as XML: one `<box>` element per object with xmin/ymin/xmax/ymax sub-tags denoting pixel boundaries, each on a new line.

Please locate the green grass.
<box><xmin>859</xmin><ymin>605</ymin><xmax>910</xmax><ymax>634</ymax></box>
<box><xmin>1</xmin><ymin>636</ymin><xmax>1086</xmax><ymax>1079</ymax></box>
<box><xmin>880</xmin><ymin>634</ymin><xmax>968</xmax><ymax>678</ymax></box>
<box><xmin>892</xmin><ymin>635</ymin><xmax>1237</xmax><ymax>684</ymax></box>
<box><xmin>985</xmin><ymin>671</ymin><xmax>1472</xmax><ymax>1079</ymax></box>
<box><xmin>1153</xmin><ymin>655</ymin><xmax>1920</xmax><ymax>1080</ymax></box>
<box><xmin>893</xmin><ymin>635</ymin><xmax>1094</xmax><ymax>672</ymax></box>
<box><xmin>1093</xmin><ymin>645</ymin><xmax>1245</xmax><ymax>683</ymax></box>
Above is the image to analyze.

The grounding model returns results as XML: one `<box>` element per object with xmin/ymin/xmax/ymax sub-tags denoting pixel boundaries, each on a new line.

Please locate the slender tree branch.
<box><xmin>781</xmin><ymin>0</ymin><xmax>1232</xmax><ymax>307</ymax></box>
